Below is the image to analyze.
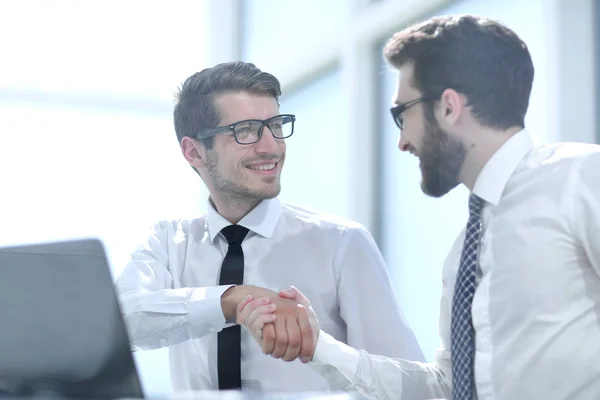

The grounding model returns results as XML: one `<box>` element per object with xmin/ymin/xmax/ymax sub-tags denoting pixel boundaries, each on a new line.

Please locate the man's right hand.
<box><xmin>236</xmin><ymin>286</ymin><xmax>319</xmax><ymax>363</ymax></box>
<box><xmin>221</xmin><ymin>285</ymin><xmax>313</xmax><ymax>361</ymax></box>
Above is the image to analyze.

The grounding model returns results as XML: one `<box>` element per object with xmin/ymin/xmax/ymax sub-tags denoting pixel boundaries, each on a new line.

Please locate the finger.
<box><xmin>244</xmin><ymin>303</ymin><xmax>277</xmax><ymax>332</ymax></box>
<box><xmin>278</xmin><ymin>286</ymin><xmax>296</xmax><ymax>300</ymax></box>
<box><xmin>271</xmin><ymin>317</ymin><xmax>288</xmax><ymax>359</ymax></box>
<box><xmin>249</xmin><ymin>313</ymin><xmax>276</xmax><ymax>342</ymax></box>
<box><xmin>282</xmin><ymin>315</ymin><xmax>301</xmax><ymax>362</ymax></box>
<box><xmin>297</xmin><ymin>305</ymin><xmax>315</xmax><ymax>363</ymax></box>
<box><xmin>291</xmin><ymin>288</ymin><xmax>312</xmax><ymax>308</ymax></box>
<box><xmin>237</xmin><ymin>297</ymin><xmax>270</xmax><ymax>325</ymax></box>
<box><xmin>235</xmin><ymin>295</ymin><xmax>254</xmax><ymax>322</ymax></box>
<box><xmin>278</xmin><ymin>286</ymin><xmax>312</xmax><ymax>308</ymax></box>
<box><xmin>262</xmin><ymin>323</ymin><xmax>276</xmax><ymax>355</ymax></box>
<box><xmin>239</xmin><ymin>297</ymin><xmax>275</xmax><ymax>325</ymax></box>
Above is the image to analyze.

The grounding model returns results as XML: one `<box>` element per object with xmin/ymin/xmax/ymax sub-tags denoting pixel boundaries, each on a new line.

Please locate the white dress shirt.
<box><xmin>115</xmin><ymin>198</ymin><xmax>424</xmax><ymax>393</ymax></box>
<box><xmin>310</xmin><ymin>130</ymin><xmax>600</xmax><ymax>400</ymax></box>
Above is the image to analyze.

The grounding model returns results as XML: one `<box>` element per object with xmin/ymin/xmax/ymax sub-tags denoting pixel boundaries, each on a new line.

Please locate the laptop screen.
<box><xmin>0</xmin><ymin>238</ymin><xmax>144</xmax><ymax>399</ymax></box>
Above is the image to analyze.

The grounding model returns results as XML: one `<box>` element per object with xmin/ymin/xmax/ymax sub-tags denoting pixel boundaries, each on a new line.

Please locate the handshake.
<box><xmin>222</xmin><ymin>285</ymin><xmax>320</xmax><ymax>363</ymax></box>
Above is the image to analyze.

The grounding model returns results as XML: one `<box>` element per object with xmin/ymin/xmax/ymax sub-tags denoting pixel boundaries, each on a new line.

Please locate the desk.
<box><xmin>0</xmin><ymin>392</ymin><xmax>359</xmax><ymax>400</ymax></box>
<box><xmin>166</xmin><ymin>392</ymin><xmax>358</xmax><ymax>399</ymax></box>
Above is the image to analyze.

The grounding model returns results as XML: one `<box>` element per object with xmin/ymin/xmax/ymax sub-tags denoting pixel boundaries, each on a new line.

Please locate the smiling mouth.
<box><xmin>246</xmin><ymin>162</ymin><xmax>278</xmax><ymax>171</ymax></box>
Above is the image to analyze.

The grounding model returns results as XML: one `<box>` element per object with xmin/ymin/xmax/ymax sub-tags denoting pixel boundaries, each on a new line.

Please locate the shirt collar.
<box><xmin>472</xmin><ymin>129</ymin><xmax>535</xmax><ymax>206</ymax></box>
<box><xmin>206</xmin><ymin>197</ymin><xmax>282</xmax><ymax>243</ymax></box>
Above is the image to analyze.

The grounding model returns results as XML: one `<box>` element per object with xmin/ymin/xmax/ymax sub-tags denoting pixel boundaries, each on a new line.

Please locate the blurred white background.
<box><xmin>0</xmin><ymin>0</ymin><xmax>597</xmax><ymax>396</ymax></box>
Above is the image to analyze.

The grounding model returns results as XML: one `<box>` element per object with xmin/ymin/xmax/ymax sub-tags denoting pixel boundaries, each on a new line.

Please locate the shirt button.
<box><xmin>160</xmin><ymin>338</ymin><xmax>168</xmax><ymax>346</ymax></box>
<box><xmin>208</xmin><ymin>326</ymin><xmax>215</xmax><ymax>332</ymax></box>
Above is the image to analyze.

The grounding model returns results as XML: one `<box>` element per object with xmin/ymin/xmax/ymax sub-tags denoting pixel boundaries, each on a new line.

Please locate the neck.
<box><xmin>209</xmin><ymin>194</ymin><xmax>261</xmax><ymax>224</ymax></box>
<box><xmin>459</xmin><ymin>126</ymin><xmax>523</xmax><ymax>191</ymax></box>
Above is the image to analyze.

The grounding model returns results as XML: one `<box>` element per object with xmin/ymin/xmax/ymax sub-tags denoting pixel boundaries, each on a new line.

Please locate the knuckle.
<box><xmin>274</xmin><ymin>344</ymin><xmax>286</xmax><ymax>356</ymax></box>
<box><xmin>263</xmin><ymin>330</ymin><xmax>275</xmax><ymax>342</ymax></box>
<box><xmin>288</xmin><ymin>337</ymin><xmax>300</xmax><ymax>348</ymax></box>
<box><xmin>276</xmin><ymin>331</ymin><xmax>287</xmax><ymax>341</ymax></box>
<box><xmin>250</xmin><ymin>299</ymin><xmax>263</xmax><ymax>308</ymax></box>
<box><xmin>263</xmin><ymin>342</ymin><xmax>274</xmax><ymax>354</ymax></box>
<box><xmin>275</xmin><ymin>342</ymin><xmax>286</xmax><ymax>351</ymax></box>
<box><xmin>301</xmin><ymin>325</ymin><xmax>312</xmax><ymax>336</ymax></box>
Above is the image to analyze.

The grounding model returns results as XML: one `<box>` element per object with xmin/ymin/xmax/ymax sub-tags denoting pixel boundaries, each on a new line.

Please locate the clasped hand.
<box><xmin>236</xmin><ymin>286</ymin><xmax>319</xmax><ymax>363</ymax></box>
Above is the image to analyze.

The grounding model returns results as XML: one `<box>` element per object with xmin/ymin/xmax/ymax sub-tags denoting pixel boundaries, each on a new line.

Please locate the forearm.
<box><xmin>118</xmin><ymin>285</ymin><xmax>233</xmax><ymax>350</ymax></box>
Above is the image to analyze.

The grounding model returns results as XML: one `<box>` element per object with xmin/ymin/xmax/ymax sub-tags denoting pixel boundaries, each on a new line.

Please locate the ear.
<box><xmin>181</xmin><ymin>136</ymin><xmax>206</xmax><ymax>170</ymax></box>
<box><xmin>438</xmin><ymin>88</ymin><xmax>464</xmax><ymax>126</ymax></box>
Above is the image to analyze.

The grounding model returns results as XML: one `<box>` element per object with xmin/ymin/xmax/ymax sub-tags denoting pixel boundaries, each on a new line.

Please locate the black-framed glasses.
<box><xmin>390</xmin><ymin>96</ymin><xmax>437</xmax><ymax>130</ymax></box>
<box><xmin>194</xmin><ymin>114</ymin><xmax>296</xmax><ymax>145</ymax></box>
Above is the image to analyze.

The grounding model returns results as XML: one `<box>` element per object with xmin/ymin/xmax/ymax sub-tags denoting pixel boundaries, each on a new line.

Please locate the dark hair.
<box><xmin>173</xmin><ymin>61</ymin><xmax>282</xmax><ymax>148</ymax></box>
<box><xmin>383</xmin><ymin>15</ymin><xmax>534</xmax><ymax>130</ymax></box>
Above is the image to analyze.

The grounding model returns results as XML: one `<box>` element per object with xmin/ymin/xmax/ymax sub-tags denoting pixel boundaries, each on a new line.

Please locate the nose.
<box><xmin>398</xmin><ymin>135</ymin><xmax>411</xmax><ymax>152</ymax></box>
<box><xmin>254</xmin><ymin>126</ymin><xmax>280</xmax><ymax>153</ymax></box>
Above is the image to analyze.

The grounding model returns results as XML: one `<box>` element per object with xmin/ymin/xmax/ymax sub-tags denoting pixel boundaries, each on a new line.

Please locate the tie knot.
<box><xmin>221</xmin><ymin>225</ymin><xmax>249</xmax><ymax>245</ymax></box>
<box><xmin>468</xmin><ymin>194</ymin><xmax>485</xmax><ymax>216</ymax></box>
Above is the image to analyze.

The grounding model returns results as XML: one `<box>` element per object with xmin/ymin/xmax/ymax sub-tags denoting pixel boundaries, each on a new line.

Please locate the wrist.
<box><xmin>220</xmin><ymin>285</ymin><xmax>253</xmax><ymax>322</ymax></box>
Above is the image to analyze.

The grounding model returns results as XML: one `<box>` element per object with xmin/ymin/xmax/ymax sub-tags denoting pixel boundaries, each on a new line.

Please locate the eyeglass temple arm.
<box><xmin>193</xmin><ymin>126</ymin><xmax>231</xmax><ymax>140</ymax></box>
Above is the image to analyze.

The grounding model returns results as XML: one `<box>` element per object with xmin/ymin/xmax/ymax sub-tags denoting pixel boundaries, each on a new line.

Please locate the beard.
<box><xmin>418</xmin><ymin>108</ymin><xmax>466</xmax><ymax>198</ymax></box>
<box><xmin>204</xmin><ymin>150</ymin><xmax>282</xmax><ymax>206</ymax></box>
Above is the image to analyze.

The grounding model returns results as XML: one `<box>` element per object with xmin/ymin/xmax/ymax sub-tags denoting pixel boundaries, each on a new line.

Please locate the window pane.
<box><xmin>0</xmin><ymin>1</ymin><xmax>210</xmax><ymax>394</ymax></box>
<box><xmin>0</xmin><ymin>102</ymin><xmax>206</xmax><ymax>271</ymax></box>
<box><xmin>0</xmin><ymin>0</ymin><xmax>205</xmax><ymax>99</ymax></box>
<box><xmin>0</xmin><ymin>101</ymin><xmax>207</xmax><ymax>395</ymax></box>
<box><xmin>278</xmin><ymin>69</ymin><xmax>352</xmax><ymax>219</ymax></box>
<box><xmin>377</xmin><ymin>0</ymin><xmax>549</xmax><ymax>361</ymax></box>
<box><xmin>377</xmin><ymin>63</ymin><xmax>469</xmax><ymax>361</ymax></box>
<box><xmin>241</xmin><ymin>0</ymin><xmax>349</xmax><ymax>73</ymax></box>
<box><xmin>596</xmin><ymin>0</ymin><xmax>600</xmax><ymax>144</ymax></box>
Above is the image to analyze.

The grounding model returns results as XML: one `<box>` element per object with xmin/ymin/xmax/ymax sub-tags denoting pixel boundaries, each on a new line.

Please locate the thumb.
<box><xmin>279</xmin><ymin>286</ymin><xmax>311</xmax><ymax>307</ymax></box>
<box><xmin>278</xmin><ymin>286</ymin><xmax>297</xmax><ymax>299</ymax></box>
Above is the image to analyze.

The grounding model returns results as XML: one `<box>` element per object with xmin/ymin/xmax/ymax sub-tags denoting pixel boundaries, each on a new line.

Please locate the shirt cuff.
<box><xmin>311</xmin><ymin>330</ymin><xmax>361</xmax><ymax>373</ymax></box>
<box><xmin>188</xmin><ymin>285</ymin><xmax>235</xmax><ymax>337</ymax></box>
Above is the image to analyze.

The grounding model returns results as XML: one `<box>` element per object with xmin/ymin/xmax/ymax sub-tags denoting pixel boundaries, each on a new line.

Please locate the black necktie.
<box><xmin>217</xmin><ymin>224</ymin><xmax>249</xmax><ymax>390</ymax></box>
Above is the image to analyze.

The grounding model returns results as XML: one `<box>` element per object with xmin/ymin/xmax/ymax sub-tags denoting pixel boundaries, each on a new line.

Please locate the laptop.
<box><xmin>0</xmin><ymin>238</ymin><xmax>144</xmax><ymax>399</ymax></box>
